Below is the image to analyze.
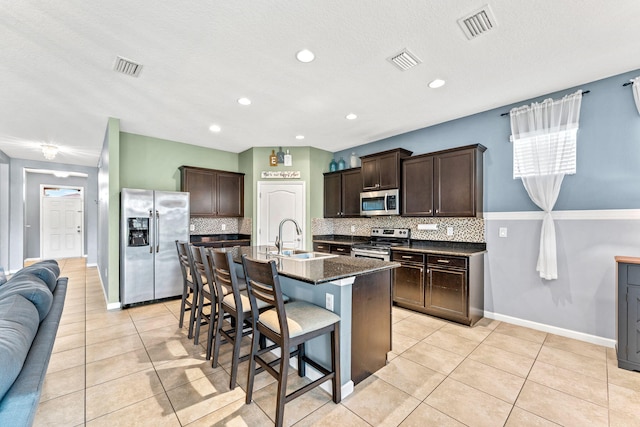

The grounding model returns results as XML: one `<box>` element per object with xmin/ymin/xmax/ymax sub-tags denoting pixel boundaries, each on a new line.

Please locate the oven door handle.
<box><xmin>384</xmin><ymin>193</ymin><xmax>388</xmax><ymax>212</ymax></box>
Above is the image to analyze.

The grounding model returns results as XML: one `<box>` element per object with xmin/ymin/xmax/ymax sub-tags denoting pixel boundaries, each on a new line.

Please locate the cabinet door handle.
<box><xmin>435</xmin><ymin>209</ymin><xmax>439</xmax><ymax>214</ymax></box>
<box><xmin>427</xmin><ymin>209</ymin><xmax>432</xmax><ymax>214</ymax></box>
<box><xmin>336</xmin><ymin>248</ymin><xmax>346</xmax><ymax>252</ymax></box>
<box><xmin>437</xmin><ymin>259</ymin><xmax>450</xmax><ymax>263</ymax></box>
<box><xmin>401</xmin><ymin>255</ymin><xmax>413</xmax><ymax>259</ymax></box>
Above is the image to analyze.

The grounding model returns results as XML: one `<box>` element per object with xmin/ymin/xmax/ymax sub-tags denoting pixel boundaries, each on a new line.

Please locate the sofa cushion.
<box><xmin>0</xmin><ymin>275</ymin><xmax>53</xmax><ymax>322</ymax></box>
<box><xmin>0</xmin><ymin>294</ymin><xmax>40</xmax><ymax>402</ymax></box>
<box><xmin>10</xmin><ymin>262</ymin><xmax>60</xmax><ymax>292</ymax></box>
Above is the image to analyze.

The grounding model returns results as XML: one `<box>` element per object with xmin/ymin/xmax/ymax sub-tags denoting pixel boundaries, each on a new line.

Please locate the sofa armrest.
<box><xmin>0</xmin><ymin>277</ymin><xmax>67</xmax><ymax>427</ymax></box>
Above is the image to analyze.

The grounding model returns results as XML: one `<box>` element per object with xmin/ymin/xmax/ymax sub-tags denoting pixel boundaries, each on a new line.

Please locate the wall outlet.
<box><xmin>189</xmin><ymin>224</ymin><xmax>195</xmax><ymax>231</ymax></box>
<box><xmin>418</xmin><ymin>224</ymin><xmax>438</xmax><ymax>231</ymax></box>
<box><xmin>221</xmin><ymin>224</ymin><xmax>226</xmax><ymax>231</ymax></box>
<box><xmin>325</xmin><ymin>293</ymin><xmax>334</xmax><ymax>311</ymax></box>
<box><xmin>447</xmin><ymin>226</ymin><xmax>454</xmax><ymax>236</ymax></box>
<box><xmin>499</xmin><ymin>227</ymin><xmax>508</xmax><ymax>238</ymax></box>
<box><xmin>351</xmin><ymin>225</ymin><xmax>355</xmax><ymax>233</ymax></box>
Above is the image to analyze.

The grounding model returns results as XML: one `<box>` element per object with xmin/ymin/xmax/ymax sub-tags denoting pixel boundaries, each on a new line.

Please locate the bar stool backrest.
<box><xmin>241</xmin><ymin>255</ymin><xmax>289</xmax><ymax>339</ymax></box>
<box><xmin>209</xmin><ymin>249</ymin><xmax>241</xmax><ymax>309</ymax></box>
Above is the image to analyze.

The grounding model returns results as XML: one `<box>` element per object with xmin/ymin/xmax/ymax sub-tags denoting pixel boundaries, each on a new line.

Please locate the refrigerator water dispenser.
<box><xmin>127</xmin><ymin>217</ymin><xmax>149</xmax><ymax>246</ymax></box>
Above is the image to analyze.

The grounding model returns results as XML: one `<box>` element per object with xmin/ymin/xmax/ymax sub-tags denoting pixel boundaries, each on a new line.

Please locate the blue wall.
<box><xmin>336</xmin><ymin>68</ymin><xmax>640</xmax><ymax>212</ymax></box>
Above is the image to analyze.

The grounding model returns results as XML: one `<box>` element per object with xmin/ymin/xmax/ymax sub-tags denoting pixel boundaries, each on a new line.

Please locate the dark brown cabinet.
<box><xmin>616</xmin><ymin>258</ymin><xmax>640</xmax><ymax>371</ymax></box>
<box><xmin>361</xmin><ymin>148</ymin><xmax>412</xmax><ymax>191</ymax></box>
<box><xmin>427</xmin><ymin>255</ymin><xmax>468</xmax><ymax>323</ymax></box>
<box><xmin>392</xmin><ymin>250</ymin><xmax>484</xmax><ymax>326</ymax></box>
<box><xmin>402</xmin><ymin>144</ymin><xmax>486</xmax><ymax>217</ymax></box>
<box><xmin>323</xmin><ymin>168</ymin><xmax>361</xmax><ymax>218</ymax></box>
<box><xmin>313</xmin><ymin>242</ymin><xmax>351</xmax><ymax>255</ymax></box>
<box><xmin>180</xmin><ymin>166</ymin><xmax>244</xmax><ymax>217</ymax></box>
<box><xmin>392</xmin><ymin>251</ymin><xmax>425</xmax><ymax>307</ymax></box>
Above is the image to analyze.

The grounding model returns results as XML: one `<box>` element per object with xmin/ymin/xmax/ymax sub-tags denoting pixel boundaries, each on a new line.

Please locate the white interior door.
<box><xmin>257</xmin><ymin>182</ymin><xmax>305</xmax><ymax>249</ymax></box>
<box><xmin>41</xmin><ymin>189</ymin><xmax>83</xmax><ymax>259</ymax></box>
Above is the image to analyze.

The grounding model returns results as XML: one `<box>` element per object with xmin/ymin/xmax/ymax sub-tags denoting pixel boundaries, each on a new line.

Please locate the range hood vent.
<box><xmin>387</xmin><ymin>49</ymin><xmax>422</xmax><ymax>71</ymax></box>
<box><xmin>113</xmin><ymin>56</ymin><xmax>143</xmax><ymax>77</ymax></box>
<box><xmin>458</xmin><ymin>5</ymin><xmax>497</xmax><ymax>40</ymax></box>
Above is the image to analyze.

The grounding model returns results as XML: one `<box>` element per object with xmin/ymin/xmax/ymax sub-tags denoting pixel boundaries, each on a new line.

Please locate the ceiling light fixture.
<box><xmin>296</xmin><ymin>135</ymin><xmax>304</xmax><ymax>140</ymax></box>
<box><xmin>237</xmin><ymin>97</ymin><xmax>251</xmax><ymax>105</ymax></box>
<box><xmin>428</xmin><ymin>79</ymin><xmax>446</xmax><ymax>89</ymax></box>
<box><xmin>209</xmin><ymin>124</ymin><xmax>221</xmax><ymax>133</ymax></box>
<box><xmin>41</xmin><ymin>144</ymin><xmax>59</xmax><ymax>160</ymax></box>
<box><xmin>296</xmin><ymin>49</ymin><xmax>315</xmax><ymax>63</ymax></box>
<box><xmin>346</xmin><ymin>113</ymin><xmax>358</xmax><ymax>120</ymax></box>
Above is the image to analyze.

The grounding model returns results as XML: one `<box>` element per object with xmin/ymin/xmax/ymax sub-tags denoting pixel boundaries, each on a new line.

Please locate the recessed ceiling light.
<box><xmin>296</xmin><ymin>135</ymin><xmax>305</xmax><ymax>140</ymax></box>
<box><xmin>209</xmin><ymin>124</ymin><xmax>221</xmax><ymax>133</ymax></box>
<box><xmin>346</xmin><ymin>113</ymin><xmax>358</xmax><ymax>120</ymax></box>
<box><xmin>296</xmin><ymin>49</ymin><xmax>315</xmax><ymax>63</ymax></box>
<box><xmin>237</xmin><ymin>97</ymin><xmax>251</xmax><ymax>105</ymax></box>
<box><xmin>428</xmin><ymin>79</ymin><xmax>446</xmax><ymax>89</ymax></box>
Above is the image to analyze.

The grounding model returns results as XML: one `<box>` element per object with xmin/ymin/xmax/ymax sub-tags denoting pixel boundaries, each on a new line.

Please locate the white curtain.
<box><xmin>510</xmin><ymin>90</ymin><xmax>582</xmax><ymax>280</ymax></box>
<box><xmin>632</xmin><ymin>76</ymin><xmax>640</xmax><ymax>115</ymax></box>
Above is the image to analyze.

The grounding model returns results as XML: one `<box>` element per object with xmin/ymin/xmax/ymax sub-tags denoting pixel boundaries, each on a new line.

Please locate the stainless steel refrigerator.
<box><xmin>120</xmin><ymin>188</ymin><xmax>190</xmax><ymax>306</ymax></box>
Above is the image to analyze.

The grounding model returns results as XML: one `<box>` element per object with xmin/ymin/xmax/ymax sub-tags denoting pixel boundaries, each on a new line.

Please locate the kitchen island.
<box><xmin>226</xmin><ymin>245</ymin><xmax>399</xmax><ymax>397</ymax></box>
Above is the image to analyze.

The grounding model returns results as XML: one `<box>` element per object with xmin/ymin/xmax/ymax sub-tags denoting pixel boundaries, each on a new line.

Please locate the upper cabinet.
<box><xmin>180</xmin><ymin>166</ymin><xmax>244</xmax><ymax>217</ymax></box>
<box><xmin>402</xmin><ymin>144</ymin><xmax>486</xmax><ymax>217</ymax></box>
<box><xmin>324</xmin><ymin>168</ymin><xmax>362</xmax><ymax>218</ymax></box>
<box><xmin>361</xmin><ymin>148</ymin><xmax>413</xmax><ymax>191</ymax></box>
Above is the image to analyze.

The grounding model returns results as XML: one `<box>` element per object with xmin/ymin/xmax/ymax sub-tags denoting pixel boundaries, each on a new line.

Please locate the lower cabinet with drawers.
<box><xmin>392</xmin><ymin>250</ymin><xmax>484</xmax><ymax>326</ymax></box>
<box><xmin>313</xmin><ymin>242</ymin><xmax>351</xmax><ymax>255</ymax></box>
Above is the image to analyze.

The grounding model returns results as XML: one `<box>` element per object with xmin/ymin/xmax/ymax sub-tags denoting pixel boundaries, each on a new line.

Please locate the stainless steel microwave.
<box><xmin>360</xmin><ymin>189</ymin><xmax>400</xmax><ymax>216</ymax></box>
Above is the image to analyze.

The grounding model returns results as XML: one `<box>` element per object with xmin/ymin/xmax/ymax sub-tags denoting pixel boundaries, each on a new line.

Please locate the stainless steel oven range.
<box><xmin>351</xmin><ymin>228</ymin><xmax>410</xmax><ymax>261</ymax></box>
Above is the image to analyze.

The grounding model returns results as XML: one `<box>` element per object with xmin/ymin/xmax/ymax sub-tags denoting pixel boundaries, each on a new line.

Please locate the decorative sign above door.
<box><xmin>260</xmin><ymin>171</ymin><xmax>301</xmax><ymax>179</ymax></box>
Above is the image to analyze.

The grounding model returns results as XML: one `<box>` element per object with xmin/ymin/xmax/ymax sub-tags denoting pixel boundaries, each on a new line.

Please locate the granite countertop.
<box><xmin>312</xmin><ymin>235</ymin><xmax>369</xmax><ymax>246</ymax></box>
<box><xmin>313</xmin><ymin>235</ymin><xmax>486</xmax><ymax>257</ymax></box>
<box><xmin>190</xmin><ymin>234</ymin><xmax>251</xmax><ymax>243</ymax></box>
<box><xmin>615</xmin><ymin>256</ymin><xmax>640</xmax><ymax>265</ymax></box>
<box><xmin>227</xmin><ymin>245</ymin><xmax>399</xmax><ymax>285</ymax></box>
<box><xmin>393</xmin><ymin>241</ymin><xmax>486</xmax><ymax>257</ymax></box>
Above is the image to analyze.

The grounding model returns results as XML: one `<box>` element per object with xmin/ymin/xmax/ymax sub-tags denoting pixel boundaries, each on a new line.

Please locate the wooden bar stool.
<box><xmin>189</xmin><ymin>245</ymin><xmax>215</xmax><ymax>350</ymax></box>
<box><xmin>175</xmin><ymin>241</ymin><xmax>197</xmax><ymax>339</ymax></box>
<box><xmin>241</xmin><ymin>255</ymin><xmax>341</xmax><ymax>427</ymax></box>
<box><xmin>207</xmin><ymin>248</ymin><xmax>268</xmax><ymax>389</ymax></box>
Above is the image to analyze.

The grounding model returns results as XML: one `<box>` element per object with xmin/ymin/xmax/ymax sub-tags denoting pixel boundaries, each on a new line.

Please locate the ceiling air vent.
<box><xmin>113</xmin><ymin>56</ymin><xmax>143</xmax><ymax>77</ymax></box>
<box><xmin>458</xmin><ymin>5</ymin><xmax>497</xmax><ymax>40</ymax></box>
<box><xmin>387</xmin><ymin>49</ymin><xmax>422</xmax><ymax>71</ymax></box>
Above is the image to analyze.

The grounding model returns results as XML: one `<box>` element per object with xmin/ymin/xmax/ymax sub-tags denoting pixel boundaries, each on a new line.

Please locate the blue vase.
<box><xmin>329</xmin><ymin>159</ymin><xmax>337</xmax><ymax>172</ymax></box>
<box><xmin>337</xmin><ymin>157</ymin><xmax>346</xmax><ymax>170</ymax></box>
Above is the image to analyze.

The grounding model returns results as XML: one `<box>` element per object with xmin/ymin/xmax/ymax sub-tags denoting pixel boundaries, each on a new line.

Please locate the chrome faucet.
<box><xmin>275</xmin><ymin>218</ymin><xmax>302</xmax><ymax>255</ymax></box>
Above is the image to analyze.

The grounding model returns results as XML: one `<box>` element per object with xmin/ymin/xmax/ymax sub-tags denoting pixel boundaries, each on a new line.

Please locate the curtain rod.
<box><xmin>623</xmin><ymin>82</ymin><xmax>633</xmax><ymax>86</ymax></box>
<box><xmin>499</xmin><ymin>90</ymin><xmax>590</xmax><ymax>117</ymax></box>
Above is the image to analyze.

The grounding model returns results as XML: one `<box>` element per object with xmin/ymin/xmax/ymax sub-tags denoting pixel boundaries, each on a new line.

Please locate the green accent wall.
<box><xmin>107</xmin><ymin>118</ymin><xmax>121</xmax><ymax>304</ymax></box>
<box><xmin>238</xmin><ymin>147</ymin><xmax>332</xmax><ymax>249</ymax></box>
<box><xmin>119</xmin><ymin>132</ymin><xmax>239</xmax><ymax>191</ymax></box>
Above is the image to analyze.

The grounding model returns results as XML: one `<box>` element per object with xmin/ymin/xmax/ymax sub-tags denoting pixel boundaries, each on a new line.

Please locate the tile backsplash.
<box><xmin>190</xmin><ymin>217</ymin><xmax>252</xmax><ymax>235</ymax></box>
<box><xmin>312</xmin><ymin>216</ymin><xmax>484</xmax><ymax>243</ymax></box>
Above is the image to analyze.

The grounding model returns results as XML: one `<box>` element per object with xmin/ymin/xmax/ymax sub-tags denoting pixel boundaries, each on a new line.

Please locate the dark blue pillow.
<box><xmin>0</xmin><ymin>274</ymin><xmax>53</xmax><ymax>322</ymax></box>
<box><xmin>0</xmin><ymin>294</ymin><xmax>40</xmax><ymax>401</ymax></box>
<box><xmin>11</xmin><ymin>263</ymin><xmax>60</xmax><ymax>292</ymax></box>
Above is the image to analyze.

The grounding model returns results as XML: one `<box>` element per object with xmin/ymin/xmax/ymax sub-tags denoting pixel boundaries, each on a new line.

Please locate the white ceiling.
<box><xmin>2</xmin><ymin>1</ymin><xmax>639</xmax><ymax>167</ymax></box>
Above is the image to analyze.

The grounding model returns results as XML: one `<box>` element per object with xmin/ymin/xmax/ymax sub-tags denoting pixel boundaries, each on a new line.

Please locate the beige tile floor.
<box><xmin>33</xmin><ymin>258</ymin><xmax>640</xmax><ymax>426</ymax></box>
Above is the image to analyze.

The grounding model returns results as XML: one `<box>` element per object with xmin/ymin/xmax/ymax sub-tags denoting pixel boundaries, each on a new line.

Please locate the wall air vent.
<box><xmin>387</xmin><ymin>49</ymin><xmax>422</xmax><ymax>71</ymax></box>
<box><xmin>458</xmin><ymin>5</ymin><xmax>497</xmax><ymax>40</ymax></box>
<box><xmin>113</xmin><ymin>56</ymin><xmax>143</xmax><ymax>77</ymax></box>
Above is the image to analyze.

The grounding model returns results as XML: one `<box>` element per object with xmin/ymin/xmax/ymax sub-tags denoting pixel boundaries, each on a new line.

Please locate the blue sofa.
<box><xmin>0</xmin><ymin>260</ymin><xmax>68</xmax><ymax>427</ymax></box>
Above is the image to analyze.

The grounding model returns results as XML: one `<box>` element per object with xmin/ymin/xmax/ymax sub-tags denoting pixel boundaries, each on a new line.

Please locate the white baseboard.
<box><xmin>87</xmin><ymin>262</ymin><xmax>97</xmax><ymax>267</ymax></box>
<box><xmin>107</xmin><ymin>302</ymin><xmax>122</xmax><ymax>311</ymax></box>
<box><xmin>484</xmin><ymin>311</ymin><xmax>616</xmax><ymax>348</ymax></box>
